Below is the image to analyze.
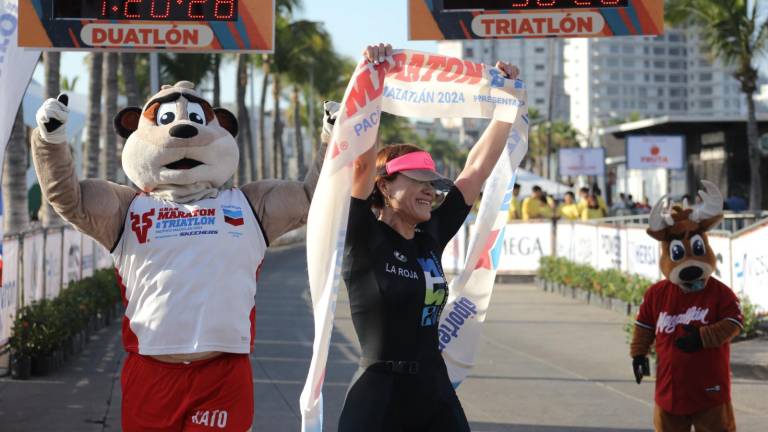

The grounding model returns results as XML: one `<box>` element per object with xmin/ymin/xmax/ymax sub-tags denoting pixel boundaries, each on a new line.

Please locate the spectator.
<box><xmin>522</xmin><ymin>185</ymin><xmax>553</xmax><ymax>220</ymax></box>
<box><xmin>725</xmin><ymin>195</ymin><xmax>747</xmax><ymax>212</ymax></box>
<box><xmin>577</xmin><ymin>187</ymin><xmax>590</xmax><ymax>211</ymax></box>
<box><xmin>581</xmin><ymin>194</ymin><xmax>604</xmax><ymax>220</ymax></box>
<box><xmin>634</xmin><ymin>196</ymin><xmax>651</xmax><ymax>212</ymax></box>
<box><xmin>593</xmin><ymin>186</ymin><xmax>608</xmax><ymax>216</ymax></box>
<box><xmin>507</xmin><ymin>183</ymin><xmax>522</xmax><ymax>220</ymax></box>
<box><xmin>557</xmin><ymin>191</ymin><xmax>580</xmax><ymax>220</ymax></box>
<box><xmin>626</xmin><ymin>194</ymin><xmax>636</xmax><ymax>209</ymax></box>
<box><xmin>612</xmin><ymin>193</ymin><xmax>628</xmax><ymax>211</ymax></box>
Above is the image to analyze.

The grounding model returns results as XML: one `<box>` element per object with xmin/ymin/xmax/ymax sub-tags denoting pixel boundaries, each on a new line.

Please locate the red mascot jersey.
<box><xmin>635</xmin><ymin>277</ymin><xmax>743</xmax><ymax>415</ymax></box>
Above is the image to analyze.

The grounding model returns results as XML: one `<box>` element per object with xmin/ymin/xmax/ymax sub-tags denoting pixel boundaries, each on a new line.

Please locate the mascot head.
<box><xmin>646</xmin><ymin>180</ymin><xmax>723</xmax><ymax>293</ymax></box>
<box><xmin>113</xmin><ymin>81</ymin><xmax>238</xmax><ymax>203</ymax></box>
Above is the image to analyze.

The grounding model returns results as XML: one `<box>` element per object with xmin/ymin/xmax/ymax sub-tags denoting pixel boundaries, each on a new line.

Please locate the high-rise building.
<box><xmin>437</xmin><ymin>39</ymin><xmax>570</xmax><ymax>147</ymax></box>
<box><xmin>564</xmin><ymin>27</ymin><xmax>747</xmax><ymax>138</ymax></box>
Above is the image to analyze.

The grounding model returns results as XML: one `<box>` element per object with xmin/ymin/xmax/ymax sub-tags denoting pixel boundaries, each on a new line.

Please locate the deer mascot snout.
<box><xmin>630</xmin><ymin>181</ymin><xmax>743</xmax><ymax>432</ymax></box>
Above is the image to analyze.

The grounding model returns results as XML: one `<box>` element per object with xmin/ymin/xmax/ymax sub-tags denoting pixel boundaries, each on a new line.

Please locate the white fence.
<box><xmin>441</xmin><ymin>218</ymin><xmax>768</xmax><ymax>311</ymax></box>
<box><xmin>0</xmin><ymin>226</ymin><xmax>112</xmax><ymax>347</ymax></box>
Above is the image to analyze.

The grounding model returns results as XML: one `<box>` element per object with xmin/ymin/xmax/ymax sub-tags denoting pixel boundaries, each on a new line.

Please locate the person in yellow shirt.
<box><xmin>577</xmin><ymin>187</ymin><xmax>590</xmax><ymax>212</ymax></box>
<box><xmin>507</xmin><ymin>183</ymin><xmax>522</xmax><ymax>221</ymax></box>
<box><xmin>593</xmin><ymin>186</ymin><xmax>608</xmax><ymax>216</ymax></box>
<box><xmin>581</xmin><ymin>194</ymin><xmax>605</xmax><ymax>220</ymax></box>
<box><xmin>522</xmin><ymin>185</ymin><xmax>553</xmax><ymax>220</ymax></box>
<box><xmin>557</xmin><ymin>191</ymin><xmax>580</xmax><ymax>220</ymax></box>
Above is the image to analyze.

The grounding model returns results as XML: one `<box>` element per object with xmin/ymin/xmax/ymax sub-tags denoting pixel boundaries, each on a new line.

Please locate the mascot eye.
<box><xmin>157</xmin><ymin>102</ymin><xmax>177</xmax><ymax>126</ymax></box>
<box><xmin>690</xmin><ymin>234</ymin><xmax>706</xmax><ymax>256</ymax></box>
<box><xmin>669</xmin><ymin>240</ymin><xmax>686</xmax><ymax>262</ymax></box>
<box><xmin>187</xmin><ymin>102</ymin><xmax>206</xmax><ymax>125</ymax></box>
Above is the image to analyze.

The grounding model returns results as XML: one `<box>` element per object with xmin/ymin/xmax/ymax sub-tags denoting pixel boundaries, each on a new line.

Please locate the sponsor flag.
<box><xmin>300</xmin><ymin>50</ymin><xmax>528</xmax><ymax>431</ymax></box>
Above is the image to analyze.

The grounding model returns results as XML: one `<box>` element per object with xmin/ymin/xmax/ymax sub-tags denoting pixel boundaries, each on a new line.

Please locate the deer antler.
<box><xmin>689</xmin><ymin>180</ymin><xmax>723</xmax><ymax>222</ymax></box>
<box><xmin>649</xmin><ymin>194</ymin><xmax>673</xmax><ymax>232</ymax></box>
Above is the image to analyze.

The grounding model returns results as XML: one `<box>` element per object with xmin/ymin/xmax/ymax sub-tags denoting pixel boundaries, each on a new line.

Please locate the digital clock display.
<box><xmin>54</xmin><ymin>0</ymin><xmax>239</xmax><ymax>21</ymax></box>
<box><xmin>443</xmin><ymin>0</ymin><xmax>629</xmax><ymax>10</ymax></box>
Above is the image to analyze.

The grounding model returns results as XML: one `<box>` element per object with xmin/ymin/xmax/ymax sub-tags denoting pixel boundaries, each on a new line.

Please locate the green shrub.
<box><xmin>9</xmin><ymin>269</ymin><xmax>120</xmax><ymax>358</ymax></box>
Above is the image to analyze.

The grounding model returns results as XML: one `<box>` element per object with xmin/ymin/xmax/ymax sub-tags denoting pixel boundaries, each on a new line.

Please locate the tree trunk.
<box><xmin>235</xmin><ymin>53</ymin><xmax>250</xmax><ymax>187</ymax></box>
<box><xmin>84</xmin><ymin>53</ymin><xmax>103</xmax><ymax>179</ymax></box>
<box><xmin>259</xmin><ymin>61</ymin><xmax>270</xmax><ymax>179</ymax></box>
<box><xmin>746</xmin><ymin>92</ymin><xmax>762</xmax><ymax>211</ymax></box>
<box><xmin>101</xmin><ymin>53</ymin><xmax>119</xmax><ymax>182</ymax></box>
<box><xmin>43</xmin><ymin>52</ymin><xmax>60</xmax><ymax>98</ymax></box>
<box><xmin>305</xmin><ymin>85</ymin><xmax>318</xmax><ymax>164</ymax></box>
<box><xmin>3</xmin><ymin>108</ymin><xmax>29</xmax><ymax>235</ymax></box>
<box><xmin>120</xmin><ymin>53</ymin><xmax>141</xmax><ymax>107</ymax></box>
<box><xmin>40</xmin><ymin>52</ymin><xmax>62</xmax><ymax>226</ymax></box>
<box><xmin>293</xmin><ymin>85</ymin><xmax>305</xmax><ymax>178</ymax></box>
<box><xmin>273</xmin><ymin>74</ymin><xmax>284</xmax><ymax>179</ymax></box>
<box><xmin>213</xmin><ymin>55</ymin><xmax>221</xmax><ymax>108</ymax></box>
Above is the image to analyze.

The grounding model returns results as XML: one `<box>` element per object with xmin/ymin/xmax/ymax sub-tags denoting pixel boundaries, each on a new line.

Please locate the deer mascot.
<box><xmin>32</xmin><ymin>83</ymin><xmax>337</xmax><ymax>431</ymax></box>
<box><xmin>631</xmin><ymin>180</ymin><xmax>743</xmax><ymax>432</ymax></box>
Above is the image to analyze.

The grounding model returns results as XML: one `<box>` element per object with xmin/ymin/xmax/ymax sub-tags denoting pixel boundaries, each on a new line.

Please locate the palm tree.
<box><xmin>667</xmin><ymin>0</ymin><xmax>768</xmax><ymax>210</ymax></box>
<box><xmin>3</xmin><ymin>108</ymin><xmax>29</xmax><ymax>235</ymax></box>
<box><xmin>101</xmin><ymin>53</ymin><xmax>119</xmax><ymax>182</ymax></box>
<box><xmin>212</xmin><ymin>54</ymin><xmax>222</xmax><ymax>107</ymax></box>
<box><xmin>40</xmin><ymin>52</ymin><xmax>62</xmax><ymax>226</ymax></box>
<box><xmin>84</xmin><ymin>53</ymin><xmax>102</xmax><ymax>179</ymax></box>
<box><xmin>234</xmin><ymin>53</ymin><xmax>254</xmax><ymax>186</ymax></box>
<box><xmin>120</xmin><ymin>53</ymin><xmax>142</xmax><ymax>107</ymax></box>
<box><xmin>282</xmin><ymin>20</ymin><xmax>334</xmax><ymax>178</ymax></box>
<box><xmin>255</xmin><ymin>0</ymin><xmax>303</xmax><ymax>179</ymax></box>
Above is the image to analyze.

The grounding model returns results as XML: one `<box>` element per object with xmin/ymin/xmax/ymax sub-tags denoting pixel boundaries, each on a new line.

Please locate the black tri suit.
<box><xmin>338</xmin><ymin>186</ymin><xmax>472</xmax><ymax>432</ymax></box>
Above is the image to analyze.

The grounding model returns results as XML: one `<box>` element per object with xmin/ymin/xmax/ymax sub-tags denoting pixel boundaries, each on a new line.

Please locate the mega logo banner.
<box><xmin>300</xmin><ymin>49</ymin><xmax>528</xmax><ymax>431</ymax></box>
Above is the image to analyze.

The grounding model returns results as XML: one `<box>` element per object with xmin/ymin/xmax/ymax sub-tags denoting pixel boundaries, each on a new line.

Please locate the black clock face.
<box><xmin>443</xmin><ymin>0</ymin><xmax>629</xmax><ymax>10</ymax></box>
<box><xmin>54</xmin><ymin>0</ymin><xmax>239</xmax><ymax>21</ymax></box>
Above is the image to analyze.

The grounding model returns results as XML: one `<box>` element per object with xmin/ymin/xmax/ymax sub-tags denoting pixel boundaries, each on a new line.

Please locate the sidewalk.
<box><xmin>1</xmin><ymin>244</ymin><xmax>766</xmax><ymax>431</ymax></box>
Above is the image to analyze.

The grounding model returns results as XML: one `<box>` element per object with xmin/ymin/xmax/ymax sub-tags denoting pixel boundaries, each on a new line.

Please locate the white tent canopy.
<box><xmin>515</xmin><ymin>168</ymin><xmax>573</xmax><ymax>198</ymax></box>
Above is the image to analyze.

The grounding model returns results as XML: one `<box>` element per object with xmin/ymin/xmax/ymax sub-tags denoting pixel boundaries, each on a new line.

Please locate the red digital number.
<box><xmin>214</xmin><ymin>0</ymin><xmax>235</xmax><ymax>19</ymax></box>
<box><xmin>601</xmin><ymin>0</ymin><xmax>621</xmax><ymax>4</ymax></box>
<box><xmin>188</xmin><ymin>0</ymin><xmax>206</xmax><ymax>19</ymax></box>
<box><xmin>537</xmin><ymin>0</ymin><xmax>556</xmax><ymax>6</ymax></box>
<box><xmin>123</xmin><ymin>0</ymin><xmax>142</xmax><ymax>18</ymax></box>
<box><xmin>511</xmin><ymin>0</ymin><xmax>530</xmax><ymax>7</ymax></box>
<box><xmin>574</xmin><ymin>0</ymin><xmax>593</xmax><ymax>5</ymax></box>
<box><xmin>101</xmin><ymin>0</ymin><xmax>109</xmax><ymax>17</ymax></box>
<box><xmin>151</xmin><ymin>0</ymin><xmax>171</xmax><ymax>18</ymax></box>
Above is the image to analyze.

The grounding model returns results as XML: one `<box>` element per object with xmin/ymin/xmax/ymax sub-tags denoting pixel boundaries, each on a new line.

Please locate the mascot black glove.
<box><xmin>675</xmin><ymin>324</ymin><xmax>703</xmax><ymax>353</ymax></box>
<box><xmin>632</xmin><ymin>356</ymin><xmax>650</xmax><ymax>384</ymax></box>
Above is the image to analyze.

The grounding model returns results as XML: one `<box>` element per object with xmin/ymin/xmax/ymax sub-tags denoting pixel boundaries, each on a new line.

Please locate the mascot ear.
<box><xmin>114</xmin><ymin>107</ymin><xmax>142</xmax><ymax>138</ymax></box>
<box><xmin>214</xmin><ymin>108</ymin><xmax>238</xmax><ymax>138</ymax></box>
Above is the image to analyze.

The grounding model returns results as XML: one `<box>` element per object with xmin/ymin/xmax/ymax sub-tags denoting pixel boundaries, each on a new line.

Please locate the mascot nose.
<box><xmin>679</xmin><ymin>266</ymin><xmax>703</xmax><ymax>281</ymax></box>
<box><xmin>169</xmin><ymin>124</ymin><xmax>199</xmax><ymax>139</ymax></box>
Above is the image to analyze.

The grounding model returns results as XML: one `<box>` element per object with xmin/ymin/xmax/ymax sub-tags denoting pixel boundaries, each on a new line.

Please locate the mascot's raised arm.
<box><xmin>630</xmin><ymin>180</ymin><xmax>743</xmax><ymax>432</ymax></box>
<box><xmin>31</xmin><ymin>81</ymin><xmax>337</xmax><ymax>432</ymax></box>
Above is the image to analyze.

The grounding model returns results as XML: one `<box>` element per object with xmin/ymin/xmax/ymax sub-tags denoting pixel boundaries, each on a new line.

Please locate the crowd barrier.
<box><xmin>0</xmin><ymin>226</ymin><xmax>113</xmax><ymax>347</ymax></box>
<box><xmin>441</xmin><ymin>216</ymin><xmax>768</xmax><ymax>311</ymax></box>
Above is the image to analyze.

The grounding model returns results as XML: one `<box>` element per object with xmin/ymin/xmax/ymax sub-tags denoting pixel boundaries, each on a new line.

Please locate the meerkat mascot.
<box><xmin>32</xmin><ymin>81</ymin><xmax>338</xmax><ymax>431</ymax></box>
<box><xmin>630</xmin><ymin>180</ymin><xmax>744</xmax><ymax>432</ymax></box>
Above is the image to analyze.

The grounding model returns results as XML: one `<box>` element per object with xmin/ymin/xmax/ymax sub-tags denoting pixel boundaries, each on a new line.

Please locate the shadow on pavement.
<box><xmin>470</xmin><ymin>423</ymin><xmax>652</xmax><ymax>432</ymax></box>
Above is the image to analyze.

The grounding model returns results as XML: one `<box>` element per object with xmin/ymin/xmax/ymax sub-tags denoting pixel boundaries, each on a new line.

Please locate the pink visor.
<box><xmin>385</xmin><ymin>151</ymin><xmax>452</xmax><ymax>188</ymax></box>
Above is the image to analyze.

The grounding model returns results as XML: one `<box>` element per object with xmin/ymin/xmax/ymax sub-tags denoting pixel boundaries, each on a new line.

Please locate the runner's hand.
<box><xmin>632</xmin><ymin>355</ymin><xmax>650</xmax><ymax>384</ymax></box>
<box><xmin>675</xmin><ymin>324</ymin><xmax>703</xmax><ymax>353</ymax></box>
<box><xmin>363</xmin><ymin>43</ymin><xmax>393</xmax><ymax>65</ymax></box>
<box><xmin>35</xmin><ymin>94</ymin><xmax>70</xmax><ymax>144</ymax></box>
<box><xmin>495</xmin><ymin>61</ymin><xmax>520</xmax><ymax>80</ymax></box>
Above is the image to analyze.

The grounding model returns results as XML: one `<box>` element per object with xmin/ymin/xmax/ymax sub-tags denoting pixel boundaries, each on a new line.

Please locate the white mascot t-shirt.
<box><xmin>112</xmin><ymin>189</ymin><xmax>267</xmax><ymax>355</ymax></box>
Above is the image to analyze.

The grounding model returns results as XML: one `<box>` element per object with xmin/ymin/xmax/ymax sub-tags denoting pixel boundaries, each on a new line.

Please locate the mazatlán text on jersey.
<box><xmin>656</xmin><ymin>307</ymin><xmax>710</xmax><ymax>334</ymax></box>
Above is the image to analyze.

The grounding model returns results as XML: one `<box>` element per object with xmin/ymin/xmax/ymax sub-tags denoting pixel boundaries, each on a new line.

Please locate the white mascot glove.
<box><xmin>321</xmin><ymin>100</ymin><xmax>341</xmax><ymax>143</ymax></box>
<box><xmin>35</xmin><ymin>94</ymin><xmax>70</xmax><ymax>144</ymax></box>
